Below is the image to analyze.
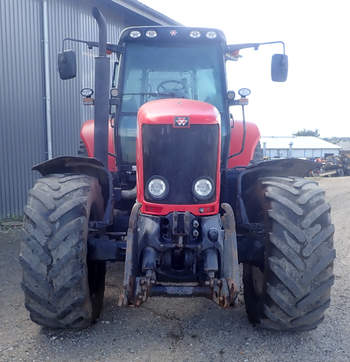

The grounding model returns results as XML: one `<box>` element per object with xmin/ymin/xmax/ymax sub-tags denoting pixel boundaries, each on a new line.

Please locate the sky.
<box><xmin>140</xmin><ymin>0</ymin><xmax>350</xmax><ymax>137</ymax></box>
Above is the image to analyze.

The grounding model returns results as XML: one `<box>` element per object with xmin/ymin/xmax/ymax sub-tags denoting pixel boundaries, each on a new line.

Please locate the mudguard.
<box><xmin>241</xmin><ymin>157</ymin><xmax>317</xmax><ymax>180</ymax></box>
<box><xmin>227</xmin><ymin>121</ymin><xmax>260</xmax><ymax>168</ymax></box>
<box><xmin>80</xmin><ymin>119</ymin><xmax>117</xmax><ymax>172</ymax></box>
<box><xmin>32</xmin><ymin>156</ymin><xmax>113</xmax><ymax>225</ymax></box>
<box><xmin>222</xmin><ymin>158</ymin><xmax>318</xmax><ymax>225</ymax></box>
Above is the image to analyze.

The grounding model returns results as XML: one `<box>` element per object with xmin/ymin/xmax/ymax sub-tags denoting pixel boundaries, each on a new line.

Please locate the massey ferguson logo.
<box><xmin>174</xmin><ymin>116</ymin><xmax>190</xmax><ymax>128</ymax></box>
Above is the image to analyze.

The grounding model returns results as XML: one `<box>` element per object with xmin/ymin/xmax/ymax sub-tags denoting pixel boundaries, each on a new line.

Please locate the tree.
<box><xmin>293</xmin><ymin>129</ymin><xmax>320</xmax><ymax>137</ymax></box>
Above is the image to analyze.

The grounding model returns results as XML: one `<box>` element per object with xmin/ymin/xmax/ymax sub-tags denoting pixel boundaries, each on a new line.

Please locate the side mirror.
<box><xmin>58</xmin><ymin>50</ymin><xmax>77</xmax><ymax>80</ymax></box>
<box><xmin>271</xmin><ymin>54</ymin><xmax>288</xmax><ymax>82</ymax></box>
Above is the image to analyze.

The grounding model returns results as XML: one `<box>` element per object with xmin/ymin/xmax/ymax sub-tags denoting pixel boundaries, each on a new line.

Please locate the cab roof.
<box><xmin>118</xmin><ymin>26</ymin><xmax>227</xmax><ymax>46</ymax></box>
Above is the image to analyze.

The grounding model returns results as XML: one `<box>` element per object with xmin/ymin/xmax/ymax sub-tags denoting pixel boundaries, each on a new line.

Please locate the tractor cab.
<box><xmin>114</xmin><ymin>27</ymin><xmax>228</xmax><ymax>173</ymax></box>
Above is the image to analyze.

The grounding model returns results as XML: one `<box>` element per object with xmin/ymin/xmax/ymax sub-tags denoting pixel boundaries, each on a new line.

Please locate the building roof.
<box><xmin>260</xmin><ymin>136</ymin><xmax>341</xmax><ymax>150</ymax></box>
<box><xmin>110</xmin><ymin>0</ymin><xmax>181</xmax><ymax>26</ymax></box>
<box><xmin>338</xmin><ymin>140</ymin><xmax>350</xmax><ymax>151</ymax></box>
<box><xmin>324</xmin><ymin>138</ymin><xmax>350</xmax><ymax>151</ymax></box>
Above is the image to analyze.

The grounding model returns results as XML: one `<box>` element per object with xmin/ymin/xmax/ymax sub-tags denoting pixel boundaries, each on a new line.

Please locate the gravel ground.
<box><xmin>0</xmin><ymin>177</ymin><xmax>349</xmax><ymax>362</ymax></box>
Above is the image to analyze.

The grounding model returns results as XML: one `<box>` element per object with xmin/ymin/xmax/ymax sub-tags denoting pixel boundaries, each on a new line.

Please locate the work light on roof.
<box><xmin>206</xmin><ymin>31</ymin><xmax>217</xmax><ymax>39</ymax></box>
<box><xmin>190</xmin><ymin>30</ymin><xmax>201</xmax><ymax>38</ymax></box>
<box><xmin>145</xmin><ymin>30</ymin><xmax>158</xmax><ymax>38</ymax></box>
<box><xmin>129</xmin><ymin>30</ymin><xmax>141</xmax><ymax>38</ymax></box>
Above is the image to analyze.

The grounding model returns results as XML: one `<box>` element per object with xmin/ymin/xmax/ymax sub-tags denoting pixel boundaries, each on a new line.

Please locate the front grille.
<box><xmin>142</xmin><ymin>124</ymin><xmax>219</xmax><ymax>204</ymax></box>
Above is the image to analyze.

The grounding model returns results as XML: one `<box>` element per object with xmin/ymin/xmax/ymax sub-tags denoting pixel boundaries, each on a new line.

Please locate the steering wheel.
<box><xmin>157</xmin><ymin>80</ymin><xmax>186</xmax><ymax>95</ymax></box>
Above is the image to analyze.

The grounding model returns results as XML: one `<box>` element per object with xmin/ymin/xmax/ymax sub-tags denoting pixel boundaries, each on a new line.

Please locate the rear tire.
<box><xmin>20</xmin><ymin>174</ymin><xmax>106</xmax><ymax>329</ymax></box>
<box><xmin>243</xmin><ymin>177</ymin><xmax>335</xmax><ymax>331</ymax></box>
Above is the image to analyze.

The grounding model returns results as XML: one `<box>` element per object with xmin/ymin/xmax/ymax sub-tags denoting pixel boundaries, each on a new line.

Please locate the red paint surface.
<box><xmin>227</xmin><ymin>120</ymin><xmax>260</xmax><ymax>168</ymax></box>
<box><xmin>136</xmin><ymin>99</ymin><xmax>221</xmax><ymax>216</ymax></box>
<box><xmin>79</xmin><ymin>102</ymin><xmax>261</xmax><ymax>216</ymax></box>
<box><xmin>80</xmin><ymin>119</ymin><xmax>117</xmax><ymax>172</ymax></box>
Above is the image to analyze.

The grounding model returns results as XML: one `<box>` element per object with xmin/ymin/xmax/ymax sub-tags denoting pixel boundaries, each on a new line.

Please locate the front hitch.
<box><xmin>119</xmin><ymin>203</ymin><xmax>240</xmax><ymax>308</ymax></box>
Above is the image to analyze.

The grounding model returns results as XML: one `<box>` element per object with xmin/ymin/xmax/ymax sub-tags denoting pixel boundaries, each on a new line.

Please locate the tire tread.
<box><xmin>20</xmin><ymin>174</ymin><xmax>105</xmax><ymax>329</ymax></box>
<box><xmin>243</xmin><ymin>176</ymin><xmax>335</xmax><ymax>331</ymax></box>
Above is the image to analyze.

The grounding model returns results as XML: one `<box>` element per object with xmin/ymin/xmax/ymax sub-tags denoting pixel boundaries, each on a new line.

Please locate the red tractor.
<box><xmin>20</xmin><ymin>8</ymin><xmax>335</xmax><ymax>331</ymax></box>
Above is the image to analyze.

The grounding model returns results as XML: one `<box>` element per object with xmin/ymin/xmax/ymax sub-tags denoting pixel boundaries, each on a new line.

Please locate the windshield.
<box><xmin>121</xmin><ymin>43</ymin><xmax>225</xmax><ymax>112</ymax></box>
<box><xmin>117</xmin><ymin>43</ymin><xmax>225</xmax><ymax>165</ymax></box>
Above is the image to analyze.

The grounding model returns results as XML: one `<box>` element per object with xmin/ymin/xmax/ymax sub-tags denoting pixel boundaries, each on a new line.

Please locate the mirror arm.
<box><xmin>62</xmin><ymin>37</ymin><xmax>123</xmax><ymax>55</ymax></box>
<box><xmin>226</xmin><ymin>40</ymin><xmax>285</xmax><ymax>55</ymax></box>
<box><xmin>258</xmin><ymin>41</ymin><xmax>285</xmax><ymax>55</ymax></box>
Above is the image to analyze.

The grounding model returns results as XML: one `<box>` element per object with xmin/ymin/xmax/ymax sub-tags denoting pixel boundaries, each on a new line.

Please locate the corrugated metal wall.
<box><xmin>47</xmin><ymin>0</ymin><xmax>124</xmax><ymax>158</ymax></box>
<box><xmin>0</xmin><ymin>0</ymin><xmax>46</xmax><ymax>218</ymax></box>
<box><xmin>0</xmin><ymin>0</ymin><xmax>153</xmax><ymax>218</ymax></box>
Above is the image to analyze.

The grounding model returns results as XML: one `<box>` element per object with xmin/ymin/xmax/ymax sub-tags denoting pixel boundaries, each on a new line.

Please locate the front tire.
<box><xmin>20</xmin><ymin>174</ymin><xmax>106</xmax><ymax>329</ymax></box>
<box><xmin>243</xmin><ymin>177</ymin><xmax>335</xmax><ymax>331</ymax></box>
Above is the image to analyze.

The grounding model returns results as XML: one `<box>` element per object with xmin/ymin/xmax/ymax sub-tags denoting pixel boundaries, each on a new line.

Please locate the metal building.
<box><xmin>261</xmin><ymin>136</ymin><xmax>341</xmax><ymax>159</ymax></box>
<box><xmin>0</xmin><ymin>0</ymin><xmax>178</xmax><ymax>218</ymax></box>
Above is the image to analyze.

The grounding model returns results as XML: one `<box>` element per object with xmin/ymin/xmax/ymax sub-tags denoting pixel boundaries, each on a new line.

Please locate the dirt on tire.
<box><xmin>19</xmin><ymin>174</ymin><xmax>106</xmax><ymax>329</ymax></box>
<box><xmin>243</xmin><ymin>177</ymin><xmax>335</xmax><ymax>331</ymax></box>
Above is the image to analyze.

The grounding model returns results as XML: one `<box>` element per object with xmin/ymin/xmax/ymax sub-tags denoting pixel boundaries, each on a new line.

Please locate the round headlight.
<box><xmin>147</xmin><ymin>177</ymin><xmax>168</xmax><ymax>199</ymax></box>
<box><xmin>193</xmin><ymin>178</ymin><xmax>214</xmax><ymax>200</ymax></box>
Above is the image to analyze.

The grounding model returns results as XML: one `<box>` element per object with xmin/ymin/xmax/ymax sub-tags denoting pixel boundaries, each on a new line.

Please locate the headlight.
<box><xmin>147</xmin><ymin>177</ymin><xmax>168</xmax><ymax>200</ymax></box>
<box><xmin>193</xmin><ymin>178</ymin><xmax>214</xmax><ymax>200</ymax></box>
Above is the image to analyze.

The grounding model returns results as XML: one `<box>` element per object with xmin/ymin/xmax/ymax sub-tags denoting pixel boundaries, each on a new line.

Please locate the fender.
<box><xmin>32</xmin><ymin>156</ymin><xmax>113</xmax><ymax>226</ymax></box>
<box><xmin>80</xmin><ymin>119</ymin><xmax>117</xmax><ymax>172</ymax></box>
<box><xmin>222</xmin><ymin>158</ymin><xmax>318</xmax><ymax>225</ymax></box>
<box><xmin>227</xmin><ymin>121</ymin><xmax>260</xmax><ymax>168</ymax></box>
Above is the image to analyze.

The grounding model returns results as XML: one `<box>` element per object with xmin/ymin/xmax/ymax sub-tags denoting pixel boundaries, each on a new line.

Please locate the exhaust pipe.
<box><xmin>92</xmin><ymin>7</ymin><xmax>109</xmax><ymax>168</ymax></box>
